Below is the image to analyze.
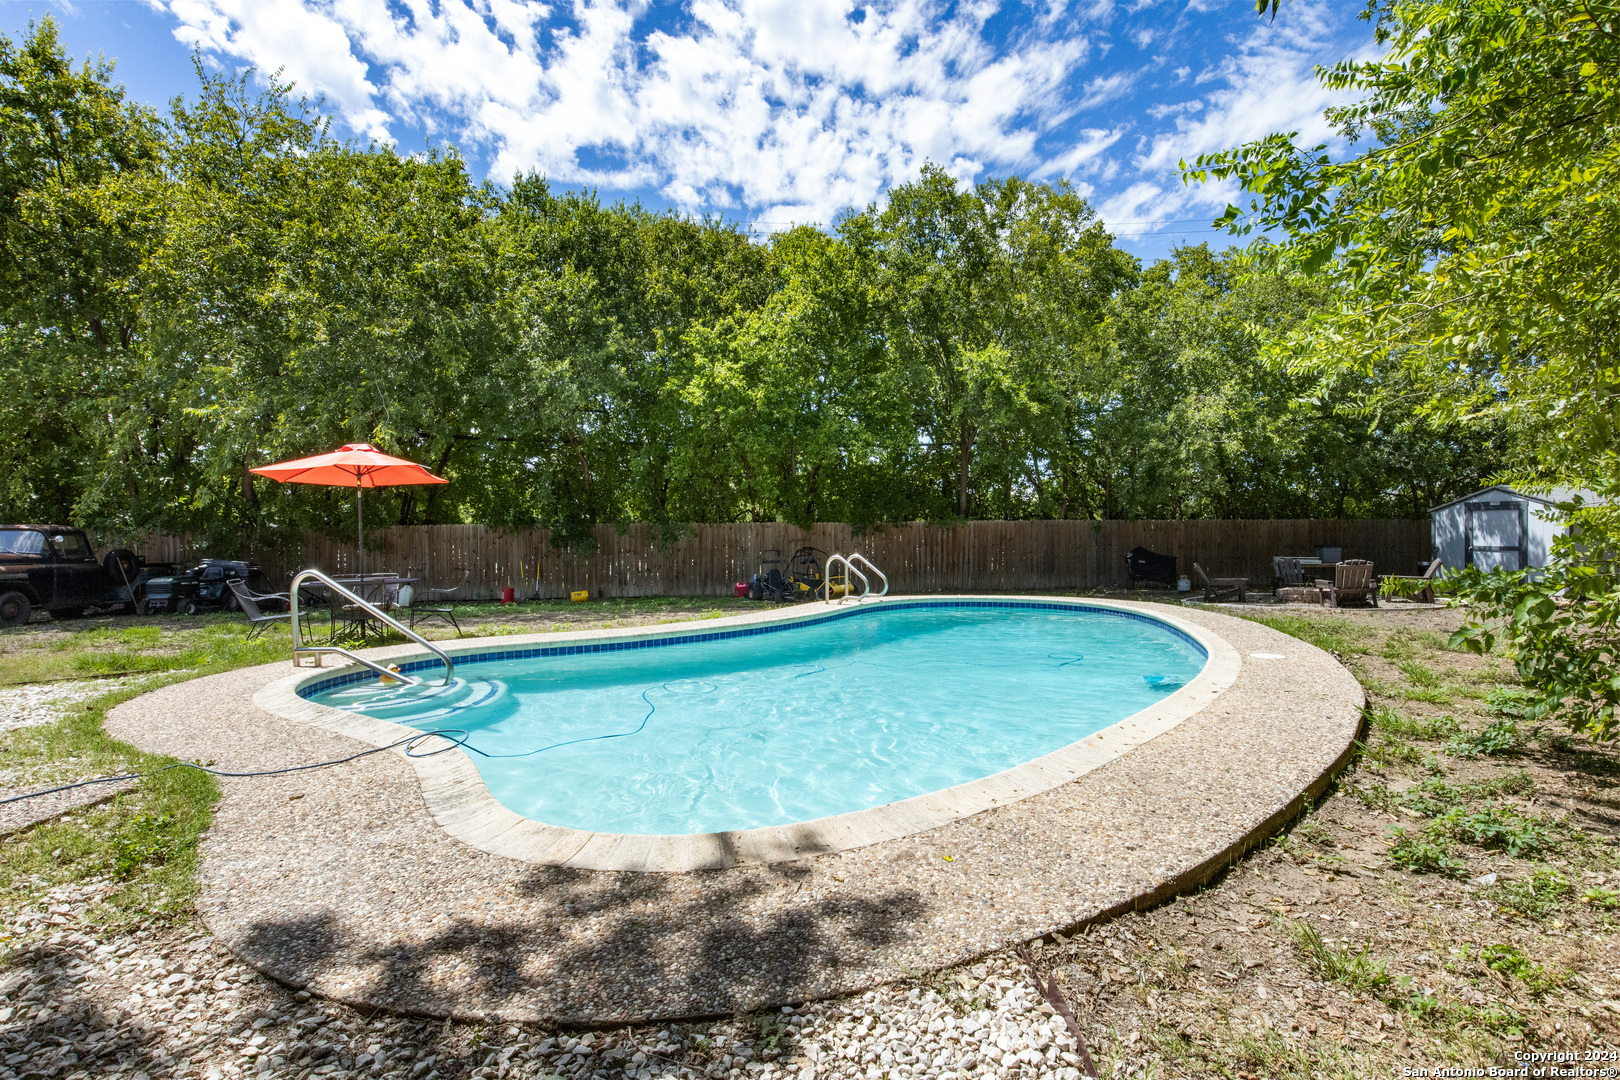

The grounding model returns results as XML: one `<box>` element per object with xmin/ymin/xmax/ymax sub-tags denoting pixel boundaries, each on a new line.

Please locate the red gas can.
<box><xmin>734</xmin><ymin>582</ymin><xmax>749</xmax><ymax>597</ymax></box>
<box><xmin>500</xmin><ymin>586</ymin><xmax>515</xmax><ymax>604</ymax></box>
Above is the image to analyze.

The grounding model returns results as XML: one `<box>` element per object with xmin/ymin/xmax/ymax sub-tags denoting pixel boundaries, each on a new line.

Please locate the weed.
<box><xmin>1402</xmin><ymin>686</ymin><xmax>1456</xmax><ymax>704</ymax></box>
<box><xmin>1399</xmin><ymin>779</ymin><xmax>1461</xmax><ymax>817</ymax></box>
<box><xmin>1485</xmin><ymin>687</ymin><xmax>1541</xmax><ymax>720</ymax></box>
<box><xmin>931</xmin><ymin>972</ymin><xmax>995</xmax><ymax>1017</ymax></box>
<box><xmin>1387</xmin><ymin>827</ymin><xmax>1468</xmax><ymax>875</ymax></box>
<box><xmin>1484</xmin><ymin>867</ymin><xmax>1573</xmax><ymax>920</ymax></box>
<box><xmin>1480</xmin><ymin>943</ymin><xmax>1564</xmax><ymax>995</ymax></box>
<box><xmin>1295</xmin><ymin>821</ymin><xmax>1334</xmax><ymax>846</ymax></box>
<box><xmin>1368</xmin><ymin>706</ymin><xmax>1460</xmax><ymax>743</ymax></box>
<box><xmin>1392</xmin><ymin>991</ymin><xmax>1526</xmax><ymax>1037</ymax></box>
<box><xmin>1348</xmin><ymin>780</ymin><xmax>1398</xmax><ymax>813</ymax></box>
<box><xmin>1464</xmin><ymin>771</ymin><xmax>1536</xmax><ymax>798</ymax></box>
<box><xmin>1580</xmin><ymin>886</ymin><xmax>1619</xmax><ymax>910</ymax></box>
<box><xmin>752</xmin><ymin>1013</ymin><xmax>791</xmax><ymax>1051</ymax></box>
<box><xmin>1536</xmin><ymin>728</ymin><xmax>1577</xmax><ymax>753</ymax></box>
<box><xmin>1434</xmin><ymin>804</ymin><xmax>1547</xmax><ymax>857</ymax></box>
<box><xmin>1289</xmin><ymin>921</ymin><xmax>1392</xmax><ymax>991</ymax></box>
<box><xmin>1448</xmin><ymin>719</ymin><xmax>1526</xmax><ymax>758</ymax></box>
<box><xmin>112</xmin><ymin>812</ymin><xmax>177</xmax><ymax>880</ymax></box>
<box><xmin>1398</xmin><ymin>660</ymin><xmax>1443</xmax><ymax>687</ymax></box>
<box><xmin>1369</xmin><ymin>737</ymin><xmax>1425</xmax><ymax>769</ymax></box>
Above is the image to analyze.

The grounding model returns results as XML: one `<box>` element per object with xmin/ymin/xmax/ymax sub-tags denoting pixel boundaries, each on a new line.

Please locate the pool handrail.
<box><xmin>821</xmin><ymin>554</ymin><xmax>870</xmax><ymax>605</ymax></box>
<box><xmin>290</xmin><ymin>568</ymin><xmax>455</xmax><ymax>687</ymax></box>
<box><xmin>846</xmin><ymin>553</ymin><xmax>888</xmax><ymax>599</ymax></box>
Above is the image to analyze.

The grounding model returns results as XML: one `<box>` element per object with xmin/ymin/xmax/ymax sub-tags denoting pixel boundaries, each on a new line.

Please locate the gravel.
<box><xmin>0</xmin><ymin>675</ymin><xmax>168</xmax><ymax>734</ymax></box>
<box><xmin>0</xmin><ymin>912</ymin><xmax>1087</xmax><ymax>1080</ymax></box>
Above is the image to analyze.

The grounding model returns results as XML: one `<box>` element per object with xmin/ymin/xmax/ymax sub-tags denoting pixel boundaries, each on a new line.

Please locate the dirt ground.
<box><xmin>1037</xmin><ymin>600</ymin><xmax>1619</xmax><ymax>1078</ymax></box>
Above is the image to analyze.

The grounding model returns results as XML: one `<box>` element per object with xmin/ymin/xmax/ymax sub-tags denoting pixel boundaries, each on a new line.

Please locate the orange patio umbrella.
<box><xmin>249</xmin><ymin>443</ymin><xmax>447</xmax><ymax>579</ymax></box>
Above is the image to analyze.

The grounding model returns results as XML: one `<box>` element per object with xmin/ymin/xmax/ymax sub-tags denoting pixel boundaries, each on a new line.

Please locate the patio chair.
<box><xmin>1323</xmin><ymin>559</ymin><xmax>1378</xmax><ymax>608</ymax></box>
<box><xmin>1381</xmin><ymin>557</ymin><xmax>1443</xmax><ymax>604</ymax></box>
<box><xmin>1192</xmin><ymin>563</ymin><xmax>1247</xmax><ymax>603</ymax></box>
<box><xmin>403</xmin><ymin>572</ymin><xmax>464</xmax><ymax>634</ymax></box>
<box><xmin>1272</xmin><ymin>556</ymin><xmax>1305</xmax><ymax>588</ymax></box>
<box><xmin>226</xmin><ymin>579</ymin><xmax>294</xmax><ymax>640</ymax></box>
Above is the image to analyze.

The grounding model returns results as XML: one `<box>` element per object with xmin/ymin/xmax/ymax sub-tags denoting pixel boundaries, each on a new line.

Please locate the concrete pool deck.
<box><xmin>106</xmin><ymin>598</ymin><xmax>1362</xmax><ymax>1024</ymax></box>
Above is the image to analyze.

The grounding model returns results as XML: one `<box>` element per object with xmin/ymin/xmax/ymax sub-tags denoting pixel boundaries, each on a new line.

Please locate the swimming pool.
<box><xmin>305</xmin><ymin>601</ymin><xmax>1207</xmax><ymax>836</ymax></box>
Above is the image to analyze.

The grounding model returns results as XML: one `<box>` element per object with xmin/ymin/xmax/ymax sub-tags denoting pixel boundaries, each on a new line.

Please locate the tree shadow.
<box><xmin>236</xmin><ymin>863</ymin><xmax>928</xmax><ymax>1023</ymax></box>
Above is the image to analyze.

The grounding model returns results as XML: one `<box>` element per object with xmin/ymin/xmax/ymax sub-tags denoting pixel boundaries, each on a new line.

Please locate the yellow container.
<box><xmin>569</xmin><ymin>589</ymin><xmax>590</xmax><ymax>603</ymax></box>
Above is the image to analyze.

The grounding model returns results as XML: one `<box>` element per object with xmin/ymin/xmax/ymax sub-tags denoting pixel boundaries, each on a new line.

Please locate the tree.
<box><xmin>0</xmin><ymin>17</ymin><xmax>160</xmax><ymax>524</ymax></box>
<box><xmin>1188</xmin><ymin>0</ymin><xmax>1620</xmax><ymax>738</ymax></box>
<box><xmin>840</xmin><ymin>165</ymin><xmax>1134</xmax><ymax>519</ymax></box>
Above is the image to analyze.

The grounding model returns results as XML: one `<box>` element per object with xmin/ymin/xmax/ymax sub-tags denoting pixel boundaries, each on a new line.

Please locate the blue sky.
<box><xmin>3</xmin><ymin>0</ymin><xmax>1373</xmax><ymax>261</ymax></box>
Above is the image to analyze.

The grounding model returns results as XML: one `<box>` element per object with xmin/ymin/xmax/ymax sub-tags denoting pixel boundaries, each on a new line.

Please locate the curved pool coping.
<box><xmin>252</xmin><ymin>596</ymin><xmax>1240</xmax><ymax>874</ymax></box>
<box><xmin>106</xmin><ymin>597</ymin><xmax>1364</xmax><ymax>1023</ymax></box>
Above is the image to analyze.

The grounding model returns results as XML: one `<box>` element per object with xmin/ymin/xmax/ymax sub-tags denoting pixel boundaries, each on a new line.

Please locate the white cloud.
<box><xmin>1075</xmin><ymin>70</ymin><xmax>1136</xmax><ymax>111</ymax></box>
<box><xmin>1036</xmin><ymin>126</ymin><xmax>1124</xmax><ymax>178</ymax></box>
<box><xmin>163</xmin><ymin>0</ymin><xmax>394</xmax><ymax>139</ymax></box>
<box><xmin>144</xmin><ymin>0</ymin><xmax>1369</xmax><ymax>244</ymax></box>
<box><xmin>151</xmin><ymin>0</ymin><xmax>1095</xmax><ymax>225</ymax></box>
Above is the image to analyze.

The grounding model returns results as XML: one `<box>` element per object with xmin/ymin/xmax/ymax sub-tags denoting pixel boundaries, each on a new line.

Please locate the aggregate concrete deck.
<box><xmin>105</xmin><ymin>598</ymin><xmax>1362</xmax><ymax>1025</ymax></box>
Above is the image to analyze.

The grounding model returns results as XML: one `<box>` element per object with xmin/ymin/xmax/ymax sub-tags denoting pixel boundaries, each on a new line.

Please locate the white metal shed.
<box><xmin>1430</xmin><ymin>485</ymin><xmax>1586</xmax><ymax>571</ymax></box>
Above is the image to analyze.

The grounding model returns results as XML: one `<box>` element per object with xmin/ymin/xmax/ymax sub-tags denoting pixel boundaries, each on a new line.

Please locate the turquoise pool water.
<box><xmin>307</xmin><ymin>602</ymin><xmax>1206</xmax><ymax>835</ymax></box>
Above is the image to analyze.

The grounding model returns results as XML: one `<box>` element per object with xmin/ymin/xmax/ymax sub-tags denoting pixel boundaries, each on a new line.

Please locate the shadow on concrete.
<box><xmin>237</xmin><ymin>864</ymin><xmax>929</xmax><ymax>1024</ymax></box>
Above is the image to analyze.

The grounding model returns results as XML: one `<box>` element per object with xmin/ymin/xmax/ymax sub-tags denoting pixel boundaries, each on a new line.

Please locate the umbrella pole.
<box><xmin>357</xmin><ymin>480</ymin><xmax>364</xmax><ymax>581</ymax></box>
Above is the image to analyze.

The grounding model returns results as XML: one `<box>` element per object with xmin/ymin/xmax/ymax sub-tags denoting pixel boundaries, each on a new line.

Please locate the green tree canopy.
<box><xmin>0</xmin><ymin>17</ymin><xmax>1500</xmax><ymax>556</ymax></box>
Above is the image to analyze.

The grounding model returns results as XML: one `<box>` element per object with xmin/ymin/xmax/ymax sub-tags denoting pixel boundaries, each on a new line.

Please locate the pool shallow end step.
<box><xmin>251</xmin><ymin>596</ymin><xmax>1242</xmax><ymax>872</ymax></box>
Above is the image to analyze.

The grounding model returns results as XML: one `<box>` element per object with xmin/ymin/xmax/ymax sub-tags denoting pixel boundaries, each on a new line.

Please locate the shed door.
<box><xmin>1465</xmin><ymin>500</ymin><xmax>1527</xmax><ymax>571</ymax></box>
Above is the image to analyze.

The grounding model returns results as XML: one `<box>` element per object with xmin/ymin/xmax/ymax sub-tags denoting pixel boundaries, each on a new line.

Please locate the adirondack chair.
<box><xmin>1381</xmin><ymin>557</ymin><xmax>1443</xmax><ymax>603</ymax></box>
<box><xmin>1323</xmin><ymin>559</ymin><xmax>1378</xmax><ymax>608</ymax></box>
<box><xmin>1192</xmin><ymin>562</ymin><xmax>1247</xmax><ymax>603</ymax></box>
<box><xmin>1273</xmin><ymin>556</ymin><xmax>1305</xmax><ymax>588</ymax></box>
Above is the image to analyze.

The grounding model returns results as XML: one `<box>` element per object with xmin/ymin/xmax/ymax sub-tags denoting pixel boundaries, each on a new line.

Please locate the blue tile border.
<box><xmin>296</xmin><ymin>599</ymin><xmax>1208</xmax><ymax>699</ymax></box>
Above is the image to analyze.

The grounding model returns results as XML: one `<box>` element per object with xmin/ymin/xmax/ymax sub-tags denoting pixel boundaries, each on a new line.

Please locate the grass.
<box><xmin>1238</xmin><ymin>612</ymin><xmax>1375</xmax><ymax>657</ymax></box>
<box><xmin>1479</xmin><ymin>943</ymin><xmax>1565</xmax><ymax>995</ymax></box>
<box><xmin>1288</xmin><ymin>921</ymin><xmax>1392</xmax><ymax>992</ymax></box>
<box><xmin>0</xmin><ymin>614</ymin><xmax>293</xmax><ymax>687</ymax></box>
<box><xmin>0</xmin><ymin>597</ymin><xmax>748</xmax><ymax>688</ymax></box>
<box><xmin>1397</xmin><ymin>660</ymin><xmax>1443</xmax><ymax>687</ymax></box>
<box><xmin>1448</xmin><ymin>719</ymin><xmax>1527</xmax><ymax>758</ymax></box>
<box><xmin>0</xmin><ymin>673</ymin><xmax>221</xmax><ymax>948</ymax></box>
<box><xmin>1483</xmin><ymin>867</ymin><xmax>1574</xmax><ymax>920</ymax></box>
<box><xmin>1387</xmin><ymin>827</ymin><xmax>1469</xmax><ymax>875</ymax></box>
<box><xmin>1367</xmin><ymin>705</ymin><xmax>1460</xmax><ymax>743</ymax></box>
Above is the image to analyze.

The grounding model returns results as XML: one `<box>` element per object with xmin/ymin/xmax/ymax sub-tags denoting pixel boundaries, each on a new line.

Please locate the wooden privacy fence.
<box><xmin>118</xmin><ymin>519</ymin><xmax>1431</xmax><ymax>601</ymax></box>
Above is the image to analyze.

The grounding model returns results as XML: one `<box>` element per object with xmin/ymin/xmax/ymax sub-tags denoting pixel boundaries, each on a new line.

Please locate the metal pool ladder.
<box><xmin>821</xmin><ymin>553</ymin><xmax>887</xmax><ymax>604</ymax></box>
<box><xmin>289</xmin><ymin>568</ymin><xmax>455</xmax><ymax>687</ymax></box>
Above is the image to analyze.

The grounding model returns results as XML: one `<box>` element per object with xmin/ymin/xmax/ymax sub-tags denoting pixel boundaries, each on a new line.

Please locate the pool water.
<box><xmin>309</xmin><ymin>603</ymin><xmax>1206</xmax><ymax>835</ymax></box>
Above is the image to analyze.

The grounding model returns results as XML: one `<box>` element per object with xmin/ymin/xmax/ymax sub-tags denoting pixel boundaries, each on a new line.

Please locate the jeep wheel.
<box><xmin>178</xmin><ymin>599</ymin><xmax>198</xmax><ymax>616</ymax></box>
<box><xmin>0</xmin><ymin>591</ymin><xmax>30</xmax><ymax>627</ymax></box>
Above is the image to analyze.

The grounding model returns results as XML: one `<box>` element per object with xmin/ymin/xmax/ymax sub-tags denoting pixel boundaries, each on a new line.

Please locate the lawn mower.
<box><xmin>142</xmin><ymin>558</ymin><xmax>270</xmax><ymax>615</ymax></box>
<box><xmin>745</xmin><ymin>547</ymin><xmax>826</xmax><ymax>602</ymax></box>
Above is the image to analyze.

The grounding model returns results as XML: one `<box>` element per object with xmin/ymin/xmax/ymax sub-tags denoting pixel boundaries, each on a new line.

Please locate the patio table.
<box><xmin>315</xmin><ymin>575</ymin><xmax>419</xmax><ymax>641</ymax></box>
